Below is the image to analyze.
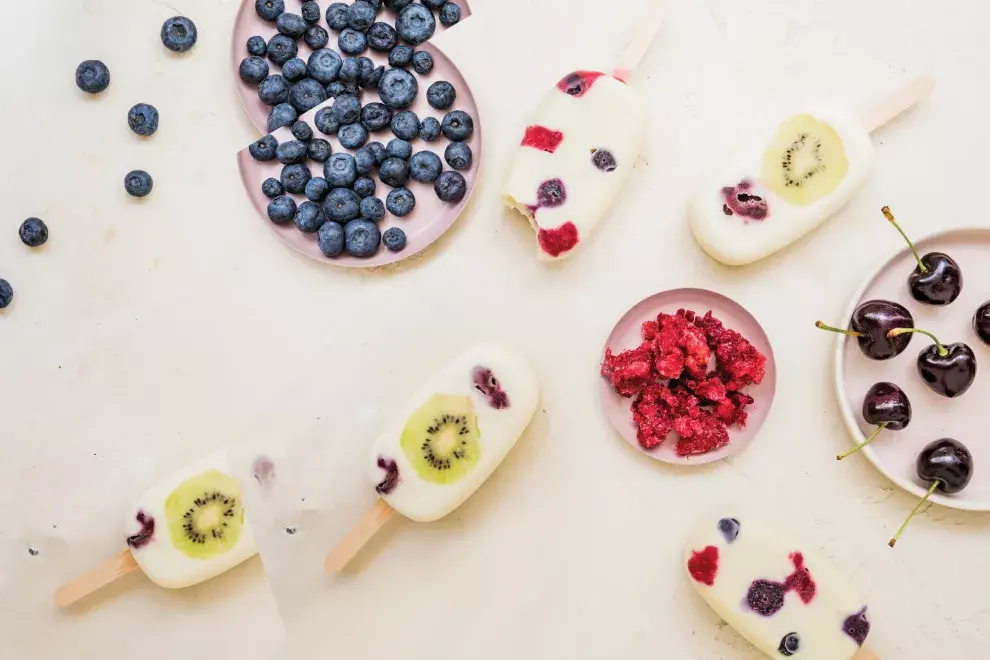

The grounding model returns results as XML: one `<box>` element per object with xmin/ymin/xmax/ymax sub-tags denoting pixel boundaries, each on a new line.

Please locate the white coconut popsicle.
<box><xmin>501</xmin><ymin>2</ymin><xmax>664</xmax><ymax>261</ymax></box>
<box><xmin>688</xmin><ymin>77</ymin><xmax>934</xmax><ymax>266</ymax></box>
<box><xmin>685</xmin><ymin>515</ymin><xmax>876</xmax><ymax>660</ymax></box>
<box><xmin>55</xmin><ymin>451</ymin><xmax>257</xmax><ymax>607</ymax></box>
<box><xmin>325</xmin><ymin>344</ymin><xmax>539</xmax><ymax>572</ymax></box>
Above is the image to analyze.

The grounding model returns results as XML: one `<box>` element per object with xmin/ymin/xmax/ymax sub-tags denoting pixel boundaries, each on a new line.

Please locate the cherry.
<box><xmin>838</xmin><ymin>382</ymin><xmax>911</xmax><ymax>460</ymax></box>
<box><xmin>889</xmin><ymin>438</ymin><xmax>973</xmax><ymax>547</ymax></box>
<box><xmin>816</xmin><ymin>300</ymin><xmax>913</xmax><ymax>360</ymax></box>
<box><xmin>974</xmin><ymin>301</ymin><xmax>990</xmax><ymax>346</ymax></box>
<box><xmin>888</xmin><ymin>327</ymin><xmax>977</xmax><ymax>398</ymax></box>
<box><xmin>883</xmin><ymin>206</ymin><xmax>963</xmax><ymax>306</ymax></box>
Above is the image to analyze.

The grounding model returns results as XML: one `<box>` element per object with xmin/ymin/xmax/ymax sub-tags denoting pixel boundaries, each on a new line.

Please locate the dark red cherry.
<box><xmin>838</xmin><ymin>382</ymin><xmax>911</xmax><ymax>460</ymax></box>
<box><xmin>974</xmin><ymin>301</ymin><xmax>990</xmax><ymax>346</ymax></box>
<box><xmin>890</xmin><ymin>328</ymin><xmax>978</xmax><ymax>398</ymax></box>
<box><xmin>816</xmin><ymin>300</ymin><xmax>913</xmax><ymax>360</ymax></box>
<box><xmin>883</xmin><ymin>206</ymin><xmax>963</xmax><ymax>306</ymax></box>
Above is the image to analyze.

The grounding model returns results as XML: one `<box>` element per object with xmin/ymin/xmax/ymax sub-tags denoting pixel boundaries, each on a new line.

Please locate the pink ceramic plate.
<box><xmin>600</xmin><ymin>288</ymin><xmax>777</xmax><ymax>465</ymax></box>
<box><xmin>834</xmin><ymin>227</ymin><xmax>990</xmax><ymax>511</ymax></box>
<box><xmin>232</xmin><ymin>1</ymin><xmax>480</xmax><ymax>267</ymax></box>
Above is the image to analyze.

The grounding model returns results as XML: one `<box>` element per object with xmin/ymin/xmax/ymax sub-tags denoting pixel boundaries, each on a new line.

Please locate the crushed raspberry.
<box><xmin>602</xmin><ymin>342</ymin><xmax>654</xmax><ymax>397</ymax></box>
<box><xmin>556</xmin><ymin>70</ymin><xmax>605</xmax><ymax>97</ymax></box>
<box><xmin>521</xmin><ymin>125</ymin><xmax>564</xmax><ymax>153</ymax></box>
<box><xmin>715</xmin><ymin>329</ymin><xmax>767</xmax><ymax>390</ymax></box>
<box><xmin>674</xmin><ymin>411</ymin><xmax>730</xmax><ymax>456</ymax></box>
<box><xmin>538</xmin><ymin>221</ymin><xmax>579</xmax><ymax>258</ymax></box>
<box><xmin>688</xmin><ymin>545</ymin><xmax>719</xmax><ymax>586</ymax></box>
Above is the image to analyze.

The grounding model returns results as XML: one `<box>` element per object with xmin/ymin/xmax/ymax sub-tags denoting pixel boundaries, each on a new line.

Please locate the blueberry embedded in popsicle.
<box><xmin>882</xmin><ymin>206</ymin><xmax>963</xmax><ymax>306</ymax></box>
<box><xmin>717</xmin><ymin>517</ymin><xmax>740</xmax><ymax>543</ymax></box>
<box><xmin>720</xmin><ymin>180</ymin><xmax>768</xmax><ymax>221</ymax></box>
<box><xmin>375</xmin><ymin>457</ymin><xmax>400</xmax><ymax>495</ymax></box>
<box><xmin>778</xmin><ymin>633</ymin><xmax>800</xmax><ymax>656</ymax></box>
<box><xmin>842</xmin><ymin>607</ymin><xmax>871</xmax><ymax>646</ymax></box>
<box><xmin>556</xmin><ymin>70</ymin><xmax>605</xmax><ymax>97</ymax></box>
<box><xmin>472</xmin><ymin>366</ymin><xmax>510</xmax><ymax>409</ymax></box>
<box><xmin>536</xmin><ymin>179</ymin><xmax>566</xmax><ymax>208</ymax></box>
<box><xmin>126</xmin><ymin>511</ymin><xmax>155</xmax><ymax>549</ymax></box>
<box><xmin>591</xmin><ymin>149</ymin><xmax>617</xmax><ymax>172</ymax></box>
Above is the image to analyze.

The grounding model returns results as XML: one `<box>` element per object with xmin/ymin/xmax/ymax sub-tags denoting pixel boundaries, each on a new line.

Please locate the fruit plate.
<box><xmin>600</xmin><ymin>288</ymin><xmax>777</xmax><ymax>465</ymax></box>
<box><xmin>834</xmin><ymin>227</ymin><xmax>990</xmax><ymax>511</ymax></box>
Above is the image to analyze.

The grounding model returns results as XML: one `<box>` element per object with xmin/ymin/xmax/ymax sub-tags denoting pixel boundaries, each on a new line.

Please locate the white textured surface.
<box><xmin>3</xmin><ymin>0</ymin><xmax>990</xmax><ymax>659</ymax></box>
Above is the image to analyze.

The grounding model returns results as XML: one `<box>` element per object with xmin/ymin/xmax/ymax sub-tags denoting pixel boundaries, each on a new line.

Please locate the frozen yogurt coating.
<box><xmin>368</xmin><ymin>344</ymin><xmax>539</xmax><ymax>522</ymax></box>
<box><xmin>503</xmin><ymin>71</ymin><xmax>647</xmax><ymax>261</ymax></box>
<box><xmin>126</xmin><ymin>451</ymin><xmax>257</xmax><ymax>589</ymax></box>
<box><xmin>689</xmin><ymin>107</ymin><xmax>874</xmax><ymax>266</ymax></box>
<box><xmin>685</xmin><ymin>514</ymin><xmax>870</xmax><ymax>660</ymax></box>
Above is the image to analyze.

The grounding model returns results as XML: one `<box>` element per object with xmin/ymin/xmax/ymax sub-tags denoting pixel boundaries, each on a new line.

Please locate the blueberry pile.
<box><xmin>242</xmin><ymin>0</ymin><xmax>472</xmax><ymax>259</ymax></box>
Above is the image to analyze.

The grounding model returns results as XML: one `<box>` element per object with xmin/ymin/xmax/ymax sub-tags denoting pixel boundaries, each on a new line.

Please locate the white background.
<box><xmin>2</xmin><ymin>0</ymin><xmax>990</xmax><ymax>659</ymax></box>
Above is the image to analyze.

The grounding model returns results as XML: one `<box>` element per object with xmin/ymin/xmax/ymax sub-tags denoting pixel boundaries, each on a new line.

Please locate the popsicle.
<box><xmin>501</xmin><ymin>2</ymin><xmax>664</xmax><ymax>262</ymax></box>
<box><xmin>688</xmin><ymin>76</ymin><xmax>935</xmax><ymax>266</ymax></box>
<box><xmin>55</xmin><ymin>451</ymin><xmax>257</xmax><ymax>607</ymax></box>
<box><xmin>325</xmin><ymin>344</ymin><xmax>539</xmax><ymax>572</ymax></box>
<box><xmin>685</xmin><ymin>514</ymin><xmax>875</xmax><ymax>660</ymax></box>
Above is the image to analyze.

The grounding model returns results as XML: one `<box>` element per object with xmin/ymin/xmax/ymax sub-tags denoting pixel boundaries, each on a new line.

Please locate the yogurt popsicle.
<box><xmin>685</xmin><ymin>514</ymin><xmax>872</xmax><ymax>660</ymax></box>
<box><xmin>325</xmin><ymin>344</ymin><xmax>539</xmax><ymax>571</ymax></box>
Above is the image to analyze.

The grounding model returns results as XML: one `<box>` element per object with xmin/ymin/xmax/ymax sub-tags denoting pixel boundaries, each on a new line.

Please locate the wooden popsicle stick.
<box><xmin>54</xmin><ymin>549</ymin><xmax>140</xmax><ymax>608</ymax></box>
<box><xmin>324</xmin><ymin>499</ymin><xmax>395</xmax><ymax>573</ymax></box>
<box><xmin>862</xmin><ymin>75</ymin><xmax>935</xmax><ymax>134</ymax></box>
<box><xmin>853</xmin><ymin>648</ymin><xmax>880</xmax><ymax>660</ymax></box>
<box><xmin>613</xmin><ymin>0</ymin><xmax>667</xmax><ymax>82</ymax></box>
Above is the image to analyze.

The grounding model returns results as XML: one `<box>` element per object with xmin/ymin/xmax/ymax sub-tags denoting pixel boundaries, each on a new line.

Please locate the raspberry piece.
<box><xmin>694</xmin><ymin>310</ymin><xmax>727</xmax><ymax>344</ymax></box>
<box><xmin>693</xmin><ymin>376</ymin><xmax>728</xmax><ymax>403</ymax></box>
<box><xmin>687</xmin><ymin>545</ymin><xmax>719</xmax><ymax>586</ymax></box>
<box><xmin>784</xmin><ymin>552</ymin><xmax>816</xmax><ymax>604</ymax></box>
<box><xmin>601</xmin><ymin>342</ymin><xmax>654</xmax><ymax>398</ymax></box>
<box><xmin>674</xmin><ymin>410</ymin><xmax>730</xmax><ymax>456</ymax></box>
<box><xmin>680</xmin><ymin>324</ymin><xmax>711</xmax><ymax>379</ymax></box>
<box><xmin>538</xmin><ymin>221</ymin><xmax>579</xmax><ymax>257</ymax></box>
<box><xmin>641</xmin><ymin>320</ymin><xmax>659</xmax><ymax>340</ymax></box>
<box><xmin>716</xmin><ymin>329</ymin><xmax>767</xmax><ymax>390</ymax></box>
<box><xmin>521</xmin><ymin>125</ymin><xmax>564</xmax><ymax>153</ymax></box>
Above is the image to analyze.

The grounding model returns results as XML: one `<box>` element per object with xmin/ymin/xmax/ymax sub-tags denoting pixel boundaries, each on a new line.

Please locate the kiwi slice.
<box><xmin>760</xmin><ymin>114</ymin><xmax>849</xmax><ymax>206</ymax></box>
<box><xmin>165</xmin><ymin>469</ymin><xmax>244</xmax><ymax>559</ymax></box>
<box><xmin>400</xmin><ymin>394</ymin><xmax>481</xmax><ymax>485</ymax></box>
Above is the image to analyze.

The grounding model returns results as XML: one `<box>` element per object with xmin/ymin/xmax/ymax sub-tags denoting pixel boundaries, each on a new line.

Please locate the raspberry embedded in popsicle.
<box><xmin>687</xmin><ymin>545</ymin><xmax>719</xmax><ymax>586</ymax></box>
<box><xmin>537</xmin><ymin>221</ymin><xmax>579</xmax><ymax>258</ymax></box>
<box><xmin>521</xmin><ymin>125</ymin><xmax>565</xmax><ymax>153</ymax></box>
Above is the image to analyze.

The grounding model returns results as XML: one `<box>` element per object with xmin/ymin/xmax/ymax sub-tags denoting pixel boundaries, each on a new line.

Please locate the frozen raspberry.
<box><xmin>602</xmin><ymin>342</ymin><xmax>654</xmax><ymax>397</ymax></box>
<box><xmin>692</xmin><ymin>376</ymin><xmax>728</xmax><ymax>403</ymax></box>
<box><xmin>747</xmin><ymin>579</ymin><xmax>786</xmax><ymax>616</ymax></box>
<box><xmin>538</xmin><ymin>221</ymin><xmax>579</xmax><ymax>258</ymax></box>
<box><xmin>521</xmin><ymin>125</ymin><xmax>564</xmax><ymax>153</ymax></box>
<box><xmin>693</xmin><ymin>310</ymin><xmax>727</xmax><ymax>344</ymax></box>
<box><xmin>687</xmin><ymin>545</ymin><xmax>719</xmax><ymax>586</ymax></box>
<box><xmin>556</xmin><ymin>70</ymin><xmax>605</xmax><ymax>97</ymax></box>
<box><xmin>674</xmin><ymin>411</ymin><xmax>729</xmax><ymax>456</ymax></box>
<box><xmin>536</xmin><ymin>179</ymin><xmax>566</xmax><ymax>208</ymax></box>
<box><xmin>631</xmin><ymin>381</ymin><xmax>674</xmax><ymax>448</ymax></box>
<box><xmin>716</xmin><ymin>330</ymin><xmax>767</xmax><ymax>390</ymax></box>
<box><xmin>641</xmin><ymin>320</ymin><xmax>659</xmax><ymax>340</ymax></box>
<box><xmin>680</xmin><ymin>324</ymin><xmax>711</xmax><ymax>379</ymax></box>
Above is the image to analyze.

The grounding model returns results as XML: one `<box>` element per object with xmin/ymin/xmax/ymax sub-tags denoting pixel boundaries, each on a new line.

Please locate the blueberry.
<box><xmin>385</xmin><ymin>139</ymin><xmax>412</xmax><ymax>161</ymax></box>
<box><xmin>366</xmin><ymin>141</ymin><xmax>387</xmax><ymax>165</ymax></box>
<box><xmin>409</xmin><ymin>150</ymin><xmax>442</xmax><ymax>183</ymax></box>
<box><xmin>301</xmin><ymin>1</ymin><xmax>321</xmax><ymax>24</ymax></box>
<box><xmin>291</xmin><ymin>120</ymin><xmax>314</xmax><ymax>142</ymax></box>
<box><xmin>277</xmin><ymin>139</ymin><xmax>308</xmax><ymax>164</ymax></box>
<box><xmin>277</xmin><ymin>13</ymin><xmax>307</xmax><ymax>38</ymax></box>
<box><xmin>280</xmin><ymin>163</ymin><xmax>312</xmax><ymax>194</ymax></box>
<box><xmin>422</xmin><ymin>0</ymin><xmax>445</xmax><ymax>8</ymax></box>
<box><xmin>411</xmin><ymin>50</ymin><xmax>434</xmax><ymax>74</ymax></box>
<box><xmin>441</xmin><ymin>110</ymin><xmax>473</xmax><ymax>141</ymax></box>
<box><xmin>360</xmin><ymin>65</ymin><xmax>385</xmax><ymax>90</ymax></box>
<box><xmin>281</xmin><ymin>57</ymin><xmax>308</xmax><ymax>82</ymax></box>
<box><xmin>19</xmin><ymin>218</ymin><xmax>48</xmax><ymax>247</ymax></box>
<box><xmin>367</xmin><ymin>22</ymin><xmax>398</xmax><ymax>52</ymax></box>
<box><xmin>249</xmin><ymin>135</ymin><xmax>278</xmax><ymax>161</ymax></box>
<box><xmin>127</xmin><ymin>103</ymin><xmax>159</xmax><ymax>137</ymax></box>
<box><xmin>318</xmin><ymin>220</ymin><xmax>345</xmax><ymax>257</ymax></box>
<box><xmin>239</xmin><ymin>56</ymin><xmax>270</xmax><ymax>83</ymax></box>
<box><xmin>289</xmin><ymin>78</ymin><xmax>327</xmax><ymax>113</ymax></box>
<box><xmin>384</xmin><ymin>0</ymin><xmax>413</xmax><ymax>10</ymax></box>
<box><xmin>444</xmin><ymin>142</ymin><xmax>472</xmax><ymax>170</ymax></box>
<box><xmin>267</xmin><ymin>103</ymin><xmax>298</xmax><ymax>131</ymax></box>
<box><xmin>353</xmin><ymin>176</ymin><xmax>377</xmax><ymax>198</ymax></box>
<box><xmin>778</xmin><ymin>633</ymin><xmax>800</xmax><ymax>657</ymax></box>
<box><xmin>843</xmin><ymin>608</ymin><xmax>871</xmax><ymax>646</ymax></box>
<box><xmin>537</xmin><ymin>179</ymin><xmax>566</xmax><ymax>208</ymax></box>
<box><xmin>355</xmin><ymin>148</ymin><xmax>376</xmax><ymax>174</ymax></box>
<box><xmin>262</xmin><ymin>177</ymin><xmax>283</xmax><ymax>198</ymax></box>
<box><xmin>258</xmin><ymin>74</ymin><xmax>290</xmax><ymax>105</ymax></box>
<box><xmin>0</xmin><ymin>278</ymin><xmax>12</xmax><ymax>309</ymax></box>
<box><xmin>256</xmin><ymin>0</ymin><xmax>285</xmax><ymax>22</ymax></box>
<box><xmin>592</xmin><ymin>149</ymin><xmax>617</xmax><ymax>172</ymax></box>
<box><xmin>247</xmin><ymin>36</ymin><xmax>268</xmax><ymax>57</ymax></box>
<box><xmin>304</xmin><ymin>25</ymin><xmax>330</xmax><ymax>50</ymax></box>
<box><xmin>718</xmin><ymin>518</ymin><xmax>741</xmax><ymax>544</ymax></box>
<box><xmin>294</xmin><ymin>201</ymin><xmax>327</xmax><ymax>233</ymax></box>
<box><xmin>338</xmin><ymin>123</ymin><xmax>369</xmax><ymax>149</ymax></box>
<box><xmin>439</xmin><ymin>2</ymin><xmax>462</xmax><ymax>26</ymax></box>
<box><xmin>386</xmin><ymin>187</ymin><xmax>416</xmax><ymax>217</ymax></box>
<box><xmin>267</xmin><ymin>195</ymin><xmax>296</xmax><ymax>224</ymax></box>
<box><xmin>356</xmin><ymin>56</ymin><xmax>375</xmax><ymax>80</ymax></box>
<box><xmin>388</xmin><ymin>45</ymin><xmax>413</xmax><ymax>68</ymax></box>
<box><xmin>419</xmin><ymin>116</ymin><xmax>441</xmax><ymax>141</ymax></box>
<box><xmin>124</xmin><ymin>170</ymin><xmax>154</xmax><ymax>198</ymax></box>
<box><xmin>434</xmin><ymin>170</ymin><xmax>466</xmax><ymax>203</ymax></box>
<box><xmin>360</xmin><ymin>196</ymin><xmax>386</xmax><ymax>221</ymax></box>
<box><xmin>396</xmin><ymin>5</ymin><xmax>435</xmax><ymax>45</ymax></box>
<box><xmin>76</xmin><ymin>60</ymin><xmax>110</xmax><ymax>94</ymax></box>
<box><xmin>746</xmin><ymin>580</ymin><xmax>785</xmax><ymax>617</ymax></box>
<box><xmin>323</xmin><ymin>188</ymin><xmax>361</xmax><ymax>223</ymax></box>
<box><xmin>161</xmin><ymin>16</ymin><xmax>197</xmax><ymax>53</ymax></box>
<box><xmin>378</xmin><ymin>157</ymin><xmax>410</xmax><ymax>187</ymax></box>
<box><xmin>314</xmin><ymin>107</ymin><xmax>341</xmax><ymax>135</ymax></box>
<box><xmin>267</xmin><ymin>34</ymin><xmax>298</xmax><ymax>66</ymax></box>
<box><xmin>378</xmin><ymin>68</ymin><xmax>418</xmax><ymax>109</ymax></box>
<box><xmin>326</xmin><ymin>2</ymin><xmax>349</xmax><ymax>30</ymax></box>
<box><xmin>307</xmin><ymin>49</ymin><xmax>342</xmax><ymax>85</ymax></box>
<box><xmin>331</xmin><ymin>94</ymin><xmax>362</xmax><ymax>124</ymax></box>
<box><xmin>338</xmin><ymin>57</ymin><xmax>360</xmax><ymax>82</ymax></box>
<box><xmin>347</xmin><ymin>1</ymin><xmax>377</xmax><ymax>31</ymax></box>
<box><xmin>389</xmin><ymin>111</ymin><xmax>419</xmax><ymax>140</ymax></box>
<box><xmin>339</xmin><ymin>28</ymin><xmax>367</xmax><ymax>55</ymax></box>
<box><xmin>382</xmin><ymin>227</ymin><xmax>407</xmax><ymax>252</ymax></box>
<box><xmin>324</xmin><ymin>153</ymin><xmax>358</xmax><ymax>187</ymax></box>
<box><xmin>360</xmin><ymin>102</ymin><xmax>392</xmax><ymax>132</ymax></box>
<box><xmin>426</xmin><ymin>81</ymin><xmax>455</xmax><ymax>110</ymax></box>
<box><xmin>365</xmin><ymin>0</ymin><xmax>382</xmax><ymax>9</ymax></box>
<box><xmin>344</xmin><ymin>219</ymin><xmax>381</xmax><ymax>257</ymax></box>
<box><xmin>308</xmin><ymin>138</ymin><xmax>333</xmax><ymax>162</ymax></box>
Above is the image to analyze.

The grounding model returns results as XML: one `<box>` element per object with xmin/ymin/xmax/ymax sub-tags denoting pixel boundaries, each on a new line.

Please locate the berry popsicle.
<box><xmin>55</xmin><ymin>451</ymin><xmax>257</xmax><ymax>607</ymax></box>
<box><xmin>501</xmin><ymin>2</ymin><xmax>665</xmax><ymax>262</ymax></box>
<box><xmin>325</xmin><ymin>344</ymin><xmax>539</xmax><ymax>572</ymax></box>
<box><xmin>689</xmin><ymin>77</ymin><xmax>935</xmax><ymax>266</ymax></box>
<box><xmin>686</xmin><ymin>514</ymin><xmax>875</xmax><ymax>660</ymax></box>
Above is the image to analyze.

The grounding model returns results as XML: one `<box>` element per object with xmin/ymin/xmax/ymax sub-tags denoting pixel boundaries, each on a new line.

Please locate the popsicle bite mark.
<box><xmin>556</xmin><ymin>70</ymin><xmax>605</xmax><ymax>97</ymax></box>
<box><xmin>538</xmin><ymin>222</ymin><xmax>579</xmax><ymax>258</ymax></box>
<box><xmin>375</xmin><ymin>457</ymin><xmax>400</xmax><ymax>495</ymax></box>
<box><xmin>126</xmin><ymin>510</ymin><xmax>155</xmax><ymax>550</ymax></box>
<box><xmin>472</xmin><ymin>366</ymin><xmax>510</xmax><ymax>409</ymax></box>
<box><xmin>521</xmin><ymin>125</ymin><xmax>565</xmax><ymax>154</ymax></box>
<box><xmin>843</xmin><ymin>607</ymin><xmax>871</xmax><ymax>646</ymax></box>
<box><xmin>687</xmin><ymin>545</ymin><xmax>719</xmax><ymax>586</ymax></box>
<box><xmin>536</xmin><ymin>179</ymin><xmax>567</xmax><ymax>208</ymax></box>
<box><xmin>720</xmin><ymin>180</ymin><xmax>768</xmax><ymax>222</ymax></box>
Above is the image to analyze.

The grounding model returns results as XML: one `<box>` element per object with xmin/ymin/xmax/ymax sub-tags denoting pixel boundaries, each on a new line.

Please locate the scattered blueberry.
<box><xmin>360</xmin><ymin>64</ymin><xmax>385</xmax><ymax>89</ymax></box>
<box><xmin>388</xmin><ymin>44</ymin><xmax>414</xmax><ymax>68</ymax></box>
<box><xmin>0</xmin><ymin>279</ymin><xmax>12</xmax><ymax>309</ymax></box>
<box><xmin>325</xmin><ymin>2</ymin><xmax>349</xmax><ymax>30</ymax></box>
<box><xmin>419</xmin><ymin>116</ymin><xmax>441</xmax><ymax>141</ymax></box>
<box><xmin>266</xmin><ymin>34</ymin><xmax>298</xmax><ymax>66</ymax></box>
<box><xmin>434</xmin><ymin>170</ymin><xmax>466</xmax><ymax>203</ymax></box>
<box><xmin>267</xmin><ymin>195</ymin><xmax>297</xmax><ymax>224</ymax></box>
<box><xmin>355</xmin><ymin>148</ymin><xmax>376</xmax><ymax>174</ymax></box>
<box><xmin>332</xmin><ymin>94</ymin><xmax>362</xmax><ymax>124</ymax></box>
<box><xmin>778</xmin><ymin>633</ymin><xmax>800</xmax><ymax>657</ymax></box>
<box><xmin>409</xmin><ymin>150</ymin><xmax>442</xmax><ymax>183</ymax></box>
<box><xmin>439</xmin><ymin>2</ymin><xmax>462</xmax><ymax>26</ymax></box>
<box><xmin>249</xmin><ymin>135</ymin><xmax>278</xmax><ymax>161</ymax></box>
<box><xmin>388</xmin><ymin>111</ymin><xmax>419</xmax><ymax>140</ymax></box>
<box><xmin>356</xmin><ymin>56</ymin><xmax>375</xmax><ymax>81</ymax></box>
<box><xmin>314</xmin><ymin>107</ymin><xmax>341</xmax><ymax>135</ymax></box>
<box><xmin>308</xmin><ymin>138</ymin><xmax>333</xmax><ymax>162</ymax></box>
<box><xmin>324</xmin><ymin>153</ymin><xmax>358</xmax><ymax>187</ymax></box>
<box><xmin>262</xmin><ymin>177</ymin><xmax>283</xmax><ymax>198</ymax></box>
<box><xmin>366</xmin><ymin>141</ymin><xmax>387</xmax><ymax>165</ymax></box>
<box><xmin>267</xmin><ymin>103</ymin><xmax>298</xmax><ymax>131</ymax></box>
<box><xmin>361</xmin><ymin>102</ymin><xmax>392</xmax><ymax>131</ymax></box>
<box><xmin>353</xmin><ymin>176</ymin><xmax>377</xmax><ymax>198</ymax></box>
<box><xmin>339</xmin><ymin>28</ymin><xmax>368</xmax><ymax>55</ymax></box>
<box><xmin>256</xmin><ymin>0</ymin><xmax>285</xmax><ymax>22</ymax></box>
<box><xmin>277</xmin><ymin>13</ymin><xmax>308</xmax><ymax>38</ymax></box>
<box><xmin>127</xmin><ymin>103</ymin><xmax>159</xmax><ymax>137</ymax></box>
<box><xmin>19</xmin><ymin>218</ymin><xmax>48</xmax><ymax>248</ymax></box>
<box><xmin>717</xmin><ymin>518</ymin><xmax>741</xmax><ymax>544</ymax></box>
<box><xmin>305</xmin><ymin>25</ymin><xmax>330</xmax><ymax>50</ymax></box>
<box><xmin>339</xmin><ymin>57</ymin><xmax>360</xmax><ymax>82</ymax></box>
<box><xmin>365</xmin><ymin>0</ymin><xmax>383</xmax><ymax>9</ymax></box>
<box><xmin>422</xmin><ymin>0</ymin><xmax>446</xmax><ymax>8</ymax></box>
<box><xmin>258</xmin><ymin>74</ymin><xmax>290</xmax><ymax>105</ymax></box>
<box><xmin>294</xmin><ymin>201</ymin><xmax>327</xmax><ymax>233</ymax></box>
<box><xmin>276</xmin><ymin>139</ymin><xmax>308</xmax><ymax>165</ymax></box>
<box><xmin>281</xmin><ymin>163</ymin><xmax>312</xmax><ymax>194</ymax></box>
<box><xmin>301</xmin><ymin>0</ymin><xmax>321</xmax><ymax>24</ymax></box>
<box><xmin>239</xmin><ymin>56</ymin><xmax>270</xmax><ymax>83</ymax></box>
<box><xmin>386</xmin><ymin>139</ymin><xmax>412</xmax><ymax>161</ymax></box>
<box><xmin>347</xmin><ymin>1</ymin><xmax>377</xmax><ymax>31</ymax></box>
<box><xmin>411</xmin><ymin>50</ymin><xmax>434</xmax><ymax>74</ymax></box>
<box><xmin>386</xmin><ymin>187</ymin><xmax>416</xmax><ymax>217</ymax></box>
<box><xmin>323</xmin><ymin>187</ymin><xmax>361</xmax><ymax>223</ymax></box>
<box><xmin>378</xmin><ymin>68</ymin><xmax>418</xmax><ymax>109</ymax></box>
<box><xmin>426</xmin><ymin>80</ymin><xmax>455</xmax><ymax>110</ymax></box>
<box><xmin>76</xmin><ymin>60</ymin><xmax>110</xmax><ymax>94</ymax></box>
<box><xmin>396</xmin><ymin>4</ymin><xmax>436</xmax><ymax>45</ymax></box>
<box><xmin>318</xmin><ymin>220</ymin><xmax>344</xmax><ymax>257</ymax></box>
<box><xmin>326</xmin><ymin>81</ymin><xmax>348</xmax><ymax>98</ymax></box>
<box><xmin>379</xmin><ymin>157</ymin><xmax>410</xmax><ymax>187</ymax></box>
<box><xmin>288</xmin><ymin>78</ymin><xmax>327</xmax><ymax>113</ymax></box>
<box><xmin>291</xmin><ymin>120</ymin><xmax>314</xmax><ymax>142</ymax></box>
<box><xmin>367</xmin><ymin>22</ymin><xmax>398</xmax><ymax>52</ymax></box>
<box><xmin>338</xmin><ymin>122</ymin><xmax>369</xmax><ymax>149</ymax></box>
<box><xmin>281</xmin><ymin>57</ymin><xmax>308</xmax><ymax>83</ymax></box>
<box><xmin>124</xmin><ymin>170</ymin><xmax>154</xmax><ymax>198</ymax></box>
<box><xmin>305</xmin><ymin>177</ymin><xmax>331</xmax><ymax>202</ymax></box>
<box><xmin>345</xmin><ymin>219</ymin><xmax>381</xmax><ymax>257</ymax></box>
<box><xmin>592</xmin><ymin>149</ymin><xmax>617</xmax><ymax>172</ymax></box>
<box><xmin>384</xmin><ymin>0</ymin><xmax>413</xmax><ymax>10</ymax></box>
<box><xmin>308</xmin><ymin>49</ymin><xmax>342</xmax><ymax>85</ymax></box>
<box><xmin>444</xmin><ymin>142</ymin><xmax>471</xmax><ymax>170</ymax></box>
<box><xmin>441</xmin><ymin>110</ymin><xmax>473</xmax><ymax>141</ymax></box>
<box><xmin>247</xmin><ymin>36</ymin><xmax>268</xmax><ymax>57</ymax></box>
<box><xmin>161</xmin><ymin>16</ymin><xmax>197</xmax><ymax>53</ymax></box>
<box><xmin>361</xmin><ymin>196</ymin><xmax>386</xmax><ymax>221</ymax></box>
<box><xmin>382</xmin><ymin>227</ymin><xmax>407</xmax><ymax>252</ymax></box>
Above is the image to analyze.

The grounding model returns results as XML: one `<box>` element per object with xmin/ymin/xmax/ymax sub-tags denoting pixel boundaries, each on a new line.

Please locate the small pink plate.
<box><xmin>600</xmin><ymin>288</ymin><xmax>777</xmax><ymax>465</ymax></box>
<box><xmin>834</xmin><ymin>227</ymin><xmax>990</xmax><ymax>511</ymax></box>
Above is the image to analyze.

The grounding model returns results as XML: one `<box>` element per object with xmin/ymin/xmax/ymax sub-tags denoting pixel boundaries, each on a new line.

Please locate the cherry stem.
<box><xmin>837</xmin><ymin>422</ymin><xmax>888</xmax><ymax>460</ymax></box>
<box><xmin>815</xmin><ymin>321</ymin><xmax>862</xmax><ymax>338</ymax></box>
<box><xmin>881</xmin><ymin>206</ymin><xmax>927</xmax><ymax>273</ymax></box>
<box><xmin>889</xmin><ymin>480</ymin><xmax>940</xmax><ymax>547</ymax></box>
<box><xmin>886</xmin><ymin>327</ymin><xmax>948</xmax><ymax>356</ymax></box>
